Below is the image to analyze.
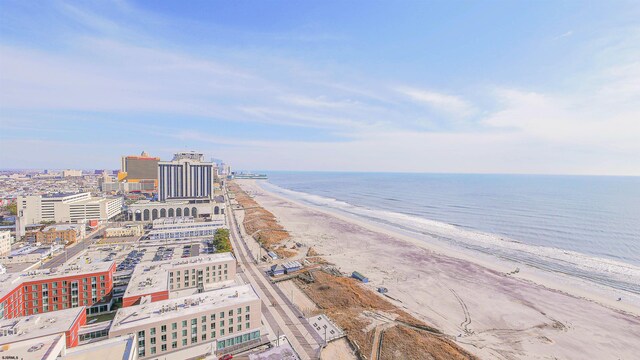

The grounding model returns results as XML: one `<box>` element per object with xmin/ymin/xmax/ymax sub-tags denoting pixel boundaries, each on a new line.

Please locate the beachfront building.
<box><xmin>0</xmin><ymin>261</ymin><xmax>116</xmax><ymax>319</ymax></box>
<box><xmin>144</xmin><ymin>216</ymin><xmax>224</xmax><ymax>241</ymax></box>
<box><xmin>158</xmin><ymin>152</ymin><xmax>216</xmax><ymax>202</ymax></box>
<box><xmin>122</xmin><ymin>253</ymin><xmax>236</xmax><ymax>307</ymax></box>
<box><xmin>105</xmin><ymin>224</ymin><xmax>144</xmax><ymax>238</ymax></box>
<box><xmin>110</xmin><ymin>284</ymin><xmax>262</xmax><ymax>359</ymax></box>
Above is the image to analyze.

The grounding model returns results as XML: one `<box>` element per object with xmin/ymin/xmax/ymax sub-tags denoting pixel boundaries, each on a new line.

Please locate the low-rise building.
<box><xmin>105</xmin><ymin>224</ymin><xmax>143</xmax><ymax>238</ymax></box>
<box><xmin>110</xmin><ymin>284</ymin><xmax>262</xmax><ymax>359</ymax></box>
<box><xmin>122</xmin><ymin>253</ymin><xmax>236</xmax><ymax>307</ymax></box>
<box><xmin>17</xmin><ymin>192</ymin><xmax>123</xmax><ymax>227</ymax></box>
<box><xmin>144</xmin><ymin>217</ymin><xmax>224</xmax><ymax>241</ymax></box>
<box><xmin>28</xmin><ymin>224</ymin><xmax>86</xmax><ymax>245</ymax></box>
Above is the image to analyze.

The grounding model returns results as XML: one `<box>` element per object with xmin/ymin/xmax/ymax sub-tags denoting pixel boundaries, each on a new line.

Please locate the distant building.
<box><xmin>0</xmin><ymin>230</ymin><xmax>11</xmax><ymax>256</ymax></box>
<box><xmin>158</xmin><ymin>151</ymin><xmax>216</xmax><ymax>201</ymax></box>
<box><xmin>118</xmin><ymin>151</ymin><xmax>160</xmax><ymax>189</ymax></box>
<box><xmin>104</xmin><ymin>224</ymin><xmax>143</xmax><ymax>238</ymax></box>
<box><xmin>17</xmin><ymin>192</ymin><xmax>123</xmax><ymax>226</ymax></box>
<box><xmin>62</xmin><ymin>170</ymin><xmax>82</xmax><ymax>177</ymax></box>
<box><xmin>27</xmin><ymin>224</ymin><xmax>85</xmax><ymax>245</ymax></box>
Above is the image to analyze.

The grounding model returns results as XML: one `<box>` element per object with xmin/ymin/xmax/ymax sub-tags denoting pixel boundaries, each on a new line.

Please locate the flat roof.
<box><xmin>0</xmin><ymin>307</ymin><xmax>85</xmax><ymax>345</ymax></box>
<box><xmin>0</xmin><ymin>333</ymin><xmax>65</xmax><ymax>360</ymax></box>
<box><xmin>123</xmin><ymin>254</ymin><xmax>235</xmax><ymax>298</ymax></box>
<box><xmin>112</xmin><ymin>284</ymin><xmax>259</xmax><ymax>333</ymax></box>
<box><xmin>62</xmin><ymin>334</ymin><xmax>136</xmax><ymax>360</ymax></box>
<box><xmin>0</xmin><ymin>261</ymin><xmax>114</xmax><ymax>300</ymax></box>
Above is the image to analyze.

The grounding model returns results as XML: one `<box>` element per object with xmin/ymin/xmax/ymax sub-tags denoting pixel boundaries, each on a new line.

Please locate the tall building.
<box><xmin>158</xmin><ymin>152</ymin><xmax>215</xmax><ymax>201</ymax></box>
<box><xmin>0</xmin><ymin>231</ymin><xmax>11</xmax><ymax>256</ymax></box>
<box><xmin>119</xmin><ymin>151</ymin><xmax>160</xmax><ymax>190</ymax></box>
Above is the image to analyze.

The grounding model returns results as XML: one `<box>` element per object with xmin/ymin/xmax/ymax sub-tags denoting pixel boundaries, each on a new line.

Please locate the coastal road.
<box><xmin>226</xmin><ymin>190</ymin><xmax>322</xmax><ymax>360</ymax></box>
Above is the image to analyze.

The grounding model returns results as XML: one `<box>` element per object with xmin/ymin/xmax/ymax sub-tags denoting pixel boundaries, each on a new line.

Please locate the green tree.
<box><xmin>213</xmin><ymin>228</ymin><xmax>232</xmax><ymax>253</ymax></box>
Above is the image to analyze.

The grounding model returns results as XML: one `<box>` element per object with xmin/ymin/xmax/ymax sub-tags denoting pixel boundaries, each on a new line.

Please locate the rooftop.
<box><xmin>112</xmin><ymin>284</ymin><xmax>259</xmax><ymax>332</ymax></box>
<box><xmin>0</xmin><ymin>261</ymin><xmax>114</xmax><ymax>300</ymax></box>
<box><xmin>0</xmin><ymin>333</ymin><xmax>65</xmax><ymax>360</ymax></box>
<box><xmin>63</xmin><ymin>334</ymin><xmax>136</xmax><ymax>360</ymax></box>
<box><xmin>0</xmin><ymin>307</ymin><xmax>85</xmax><ymax>345</ymax></box>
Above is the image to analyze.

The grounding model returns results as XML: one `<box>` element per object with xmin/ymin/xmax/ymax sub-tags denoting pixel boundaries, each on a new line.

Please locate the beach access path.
<box><xmin>236</xmin><ymin>179</ymin><xmax>640</xmax><ymax>360</ymax></box>
<box><xmin>225</xmin><ymin>190</ymin><xmax>322</xmax><ymax>360</ymax></box>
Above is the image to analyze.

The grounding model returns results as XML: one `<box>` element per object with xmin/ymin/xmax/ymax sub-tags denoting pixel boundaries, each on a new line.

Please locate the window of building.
<box><xmin>228</xmin><ymin>327</ymin><xmax>233</xmax><ymax>334</ymax></box>
<box><xmin>150</xmin><ymin>347</ymin><xmax>156</xmax><ymax>355</ymax></box>
<box><xmin>182</xmin><ymin>339</ymin><xmax>187</xmax><ymax>346</ymax></box>
<box><xmin>182</xmin><ymin>320</ymin><xmax>187</xmax><ymax>327</ymax></box>
<box><xmin>161</xmin><ymin>344</ymin><xmax>166</xmax><ymax>351</ymax></box>
<box><xmin>161</xmin><ymin>335</ymin><xmax>166</xmax><ymax>342</ymax></box>
<box><xmin>150</xmin><ymin>328</ymin><xmax>156</xmax><ymax>335</ymax></box>
<box><xmin>191</xmin><ymin>319</ymin><xmax>197</xmax><ymax>325</ymax></box>
<box><xmin>172</xmin><ymin>323</ymin><xmax>177</xmax><ymax>330</ymax></box>
<box><xmin>161</xmin><ymin>325</ymin><xmax>166</xmax><ymax>333</ymax></box>
<box><xmin>172</xmin><ymin>341</ymin><xmax>177</xmax><ymax>349</ymax></box>
<box><xmin>150</xmin><ymin>338</ymin><xmax>156</xmax><ymax>345</ymax></box>
<box><xmin>182</xmin><ymin>330</ymin><xmax>187</xmax><ymax>337</ymax></box>
<box><xmin>228</xmin><ymin>309</ymin><xmax>233</xmax><ymax>317</ymax></box>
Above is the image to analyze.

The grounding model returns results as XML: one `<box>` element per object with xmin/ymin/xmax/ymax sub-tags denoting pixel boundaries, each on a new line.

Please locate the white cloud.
<box><xmin>396</xmin><ymin>87</ymin><xmax>475</xmax><ymax>118</ymax></box>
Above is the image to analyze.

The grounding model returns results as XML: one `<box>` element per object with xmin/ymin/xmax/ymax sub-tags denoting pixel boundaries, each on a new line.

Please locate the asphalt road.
<box><xmin>226</xmin><ymin>190</ymin><xmax>322</xmax><ymax>360</ymax></box>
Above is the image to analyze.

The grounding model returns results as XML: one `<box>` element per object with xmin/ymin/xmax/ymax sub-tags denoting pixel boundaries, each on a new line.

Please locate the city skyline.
<box><xmin>1</xmin><ymin>1</ymin><xmax>640</xmax><ymax>175</ymax></box>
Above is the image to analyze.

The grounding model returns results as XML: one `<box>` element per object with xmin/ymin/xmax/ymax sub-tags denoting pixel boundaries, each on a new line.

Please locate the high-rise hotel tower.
<box><xmin>158</xmin><ymin>152</ymin><xmax>215</xmax><ymax>201</ymax></box>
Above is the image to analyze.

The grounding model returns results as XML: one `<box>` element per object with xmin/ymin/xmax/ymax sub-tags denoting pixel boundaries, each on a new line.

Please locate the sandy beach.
<box><xmin>236</xmin><ymin>180</ymin><xmax>640</xmax><ymax>360</ymax></box>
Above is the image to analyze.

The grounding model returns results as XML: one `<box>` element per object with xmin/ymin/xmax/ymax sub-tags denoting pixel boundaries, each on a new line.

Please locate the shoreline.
<box><xmin>259</xmin><ymin>180</ymin><xmax>640</xmax><ymax>316</ymax></box>
<box><xmin>236</xmin><ymin>179</ymin><xmax>640</xmax><ymax>359</ymax></box>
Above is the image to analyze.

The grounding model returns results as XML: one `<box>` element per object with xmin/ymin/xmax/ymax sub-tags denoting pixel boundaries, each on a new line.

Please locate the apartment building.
<box><xmin>0</xmin><ymin>261</ymin><xmax>115</xmax><ymax>320</ymax></box>
<box><xmin>110</xmin><ymin>284</ymin><xmax>262</xmax><ymax>358</ymax></box>
<box><xmin>123</xmin><ymin>253</ymin><xmax>236</xmax><ymax>307</ymax></box>
<box><xmin>158</xmin><ymin>152</ymin><xmax>216</xmax><ymax>202</ymax></box>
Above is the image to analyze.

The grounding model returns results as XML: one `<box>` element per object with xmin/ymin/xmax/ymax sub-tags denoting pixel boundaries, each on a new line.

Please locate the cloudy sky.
<box><xmin>1</xmin><ymin>1</ymin><xmax>639</xmax><ymax>175</ymax></box>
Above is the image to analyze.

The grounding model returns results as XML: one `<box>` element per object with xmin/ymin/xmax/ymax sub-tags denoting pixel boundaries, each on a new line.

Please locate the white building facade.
<box><xmin>158</xmin><ymin>152</ymin><xmax>216</xmax><ymax>202</ymax></box>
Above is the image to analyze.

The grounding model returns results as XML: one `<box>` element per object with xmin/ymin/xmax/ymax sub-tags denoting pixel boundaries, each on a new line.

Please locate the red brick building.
<box><xmin>0</xmin><ymin>261</ymin><xmax>115</xmax><ymax>320</ymax></box>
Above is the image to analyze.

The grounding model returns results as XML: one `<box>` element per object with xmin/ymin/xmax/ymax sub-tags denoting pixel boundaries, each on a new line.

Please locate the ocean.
<box><xmin>259</xmin><ymin>172</ymin><xmax>640</xmax><ymax>294</ymax></box>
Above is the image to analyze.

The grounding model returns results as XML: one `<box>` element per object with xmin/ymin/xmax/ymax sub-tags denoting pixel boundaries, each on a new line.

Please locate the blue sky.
<box><xmin>1</xmin><ymin>1</ymin><xmax>639</xmax><ymax>175</ymax></box>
